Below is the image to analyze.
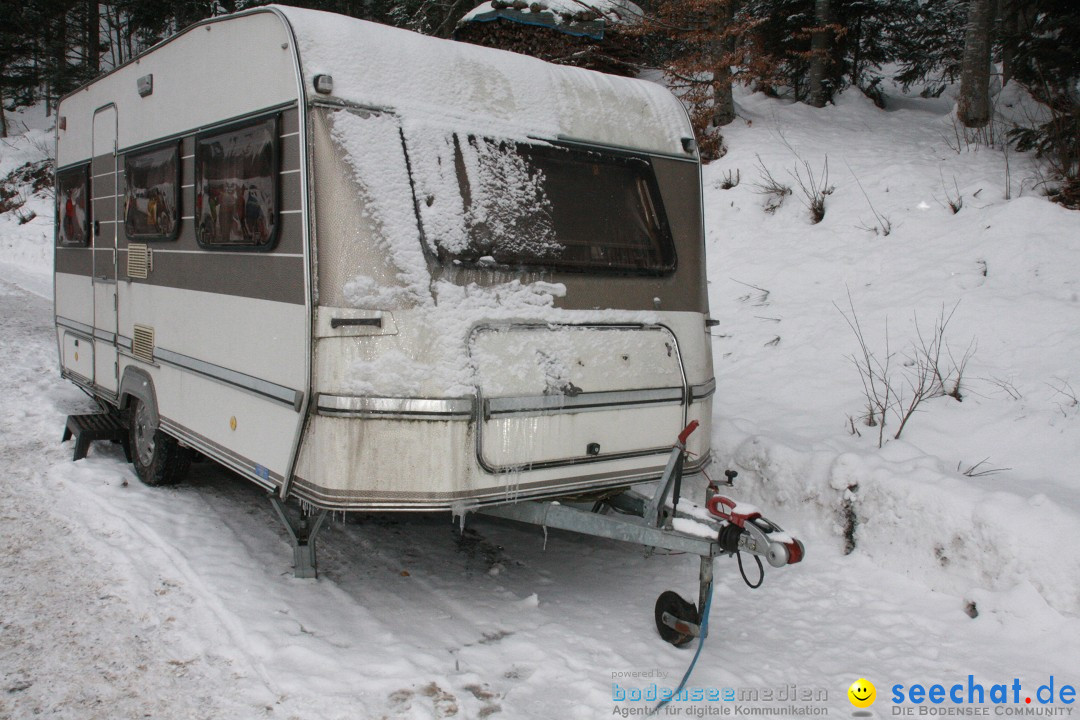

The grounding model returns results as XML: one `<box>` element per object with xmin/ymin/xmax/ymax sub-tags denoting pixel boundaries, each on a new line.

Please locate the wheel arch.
<box><xmin>118</xmin><ymin>367</ymin><xmax>159</xmax><ymax>426</ymax></box>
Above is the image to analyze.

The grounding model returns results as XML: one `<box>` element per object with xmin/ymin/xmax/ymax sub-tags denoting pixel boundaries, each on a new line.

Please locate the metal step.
<box><xmin>62</xmin><ymin>412</ymin><xmax>132</xmax><ymax>463</ymax></box>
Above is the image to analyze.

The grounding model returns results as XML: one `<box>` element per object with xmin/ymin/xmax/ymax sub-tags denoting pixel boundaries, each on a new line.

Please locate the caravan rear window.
<box><xmin>57</xmin><ymin>165</ymin><xmax>90</xmax><ymax>247</ymax></box>
<box><xmin>124</xmin><ymin>142</ymin><xmax>179</xmax><ymax>240</ymax></box>
<box><xmin>406</xmin><ymin>134</ymin><xmax>676</xmax><ymax>275</ymax></box>
<box><xmin>195</xmin><ymin>116</ymin><xmax>278</xmax><ymax>249</ymax></box>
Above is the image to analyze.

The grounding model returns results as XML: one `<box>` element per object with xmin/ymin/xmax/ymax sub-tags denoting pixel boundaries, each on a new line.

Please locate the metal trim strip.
<box><xmin>691</xmin><ymin>377</ymin><xmax>716</xmax><ymax>400</ymax></box>
<box><xmin>56</xmin><ymin>316</ymin><xmax>96</xmax><ymax>337</ymax></box>
<box><xmin>316</xmin><ymin>394</ymin><xmax>474</xmax><ymax>419</ymax></box>
<box><xmin>486</xmin><ymin>386</ymin><xmax>684</xmax><ymax>418</ymax></box>
<box><xmin>552</xmin><ymin>135</ymin><xmax>698</xmax><ymax>164</ymax></box>
<box><xmin>152</xmin><ymin>346</ymin><xmax>303</xmax><ymax>409</ymax></box>
<box><xmin>284</xmin><ymin>457</ymin><xmax>711</xmax><ymax>511</ymax></box>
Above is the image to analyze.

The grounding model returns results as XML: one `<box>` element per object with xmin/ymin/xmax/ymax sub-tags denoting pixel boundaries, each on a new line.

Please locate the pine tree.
<box><xmin>1004</xmin><ymin>0</ymin><xmax>1080</xmax><ymax>206</ymax></box>
<box><xmin>832</xmin><ymin>0</ymin><xmax>915</xmax><ymax>106</ymax></box>
<box><xmin>736</xmin><ymin>0</ymin><xmax>816</xmax><ymax>101</ymax></box>
<box><xmin>637</xmin><ymin>0</ymin><xmax>742</xmax><ymax>160</ymax></box>
<box><xmin>893</xmin><ymin>0</ymin><xmax>967</xmax><ymax>96</ymax></box>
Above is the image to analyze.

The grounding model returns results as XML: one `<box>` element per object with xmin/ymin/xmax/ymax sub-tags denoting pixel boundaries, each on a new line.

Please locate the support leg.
<box><xmin>73</xmin><ymin>434</ymin><xmax>92</xmax><ymax>462</ymax></box>
<box><xmin>698</xmin><ymin>555</ymin><xmax>714</xmax><ymax>635</ymax></box>
<box><xmin>269</xmin><ymin>495</ymin><xmax>329</xmax><ymax>579</ymax></box>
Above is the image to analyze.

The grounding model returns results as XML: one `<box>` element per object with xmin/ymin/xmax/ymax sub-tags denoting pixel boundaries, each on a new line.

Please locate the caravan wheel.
<box><xmin>129</xmin><ymin>397</ymin><xmax>191</xmax><ymax>486</ymax></box>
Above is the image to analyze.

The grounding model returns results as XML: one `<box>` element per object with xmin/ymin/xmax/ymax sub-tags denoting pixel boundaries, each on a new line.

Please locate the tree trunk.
<box><xmin>0</xmin><ymin>81</ymin><xmax>7</xmax><ymax>138</ymax></box>
<box><xmin>710</xmin><ymin>0</ymin><xmax>735</xmax><ymax>127</ymax></box>
<box><xmin>849</xmin><ymin>15</ymin><xmax>862</xmax><ymax>90</ymax></box>
<box><xmin>958</xmin><ymin>0</ymin><xmax>993</xmax><ymax>127</ymax></box>
<box><xmin>999</xmin><ymin>0</ymin><xmax>1017</xmax><ymax>87</ymax></box>
<box><xmin>85</xmin><ymin>0</ymin><xmax>98</xmax><ymax>75</ymax></box>
<box><xmin>807</xmin><ymin>0</ymin><xmax>831</xmax><ymax>107</ymax></box>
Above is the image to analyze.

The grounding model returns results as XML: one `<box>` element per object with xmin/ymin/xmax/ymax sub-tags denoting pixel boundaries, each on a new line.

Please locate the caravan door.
<box><xmin>91</xmin><ymin>105</ymin><xmax>119</xmax><ymax>395</ymax></box>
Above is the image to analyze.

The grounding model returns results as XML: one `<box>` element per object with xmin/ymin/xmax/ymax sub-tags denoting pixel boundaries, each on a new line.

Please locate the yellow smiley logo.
<box><xmin>848</xmin><ymin>678</ymin><xmax>876</xmax><ymax>708</ymax></box>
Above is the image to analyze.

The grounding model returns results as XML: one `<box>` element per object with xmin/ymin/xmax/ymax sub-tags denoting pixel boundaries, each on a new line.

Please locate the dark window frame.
<box><xmin>56</xmin><ymin>163</ymin><xmax>91</xmax><ymax>248</ymax></box>
<box><xmin>194</xmin><ymin>114</ymin><xmax>280</xmax><ymax>252</ymax></box>
<box><xmin>123</xmin><ymin>139</ymin><xmax>181</xmax><ymax>242</ymax></box>
<box><xmin>406</xmin><ymin>134</ymin><xmax>678</xmax><ymax>277</ymax></box>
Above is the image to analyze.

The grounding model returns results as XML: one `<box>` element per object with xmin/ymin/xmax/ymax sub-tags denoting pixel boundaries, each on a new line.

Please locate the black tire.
<box><xmin>129</xmin><ymin>397</ymin><xmax>191</xmax><ymax>486</ymax></box>
<box><xmin>654</xmin><ymin>590</ymin><xmax>698</xmax><ymax>647</ymax></box>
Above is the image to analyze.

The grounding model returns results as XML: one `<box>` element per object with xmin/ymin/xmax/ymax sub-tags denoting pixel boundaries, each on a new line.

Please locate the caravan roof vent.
<box><xmin>313</xmin><ymin>74</ymin><xmax>333</xmax><ymax>94</ymax></box>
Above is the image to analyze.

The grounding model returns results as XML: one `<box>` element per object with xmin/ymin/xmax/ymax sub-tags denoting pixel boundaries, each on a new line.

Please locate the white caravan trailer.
<box><xmin>55</xmin><ymin>5</ymin><xmax>801</xmax><ymax>636</ymax></box>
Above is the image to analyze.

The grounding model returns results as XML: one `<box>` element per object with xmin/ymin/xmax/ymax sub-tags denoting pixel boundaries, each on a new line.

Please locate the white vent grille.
<box><xmin>127</xmin><ymin>243</ymin><xmax>150</xmax><ymax>279</ymax></box>
<box><xmin>132</xmin><ymin>325</ymin><xmax>155</xmax><ymax>363</ymax></box>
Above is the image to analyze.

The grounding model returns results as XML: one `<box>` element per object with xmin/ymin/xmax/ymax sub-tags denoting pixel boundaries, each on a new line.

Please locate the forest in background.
<box><xmin>0</xmin><ymin>0</ymin><xmax>1076</xmax><ymax>205</ymax></box>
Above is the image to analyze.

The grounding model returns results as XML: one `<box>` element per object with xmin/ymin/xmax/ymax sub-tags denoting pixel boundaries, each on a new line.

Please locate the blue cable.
<box><xmin>650</xmin><ymin>581</ymin><xmax>713</xmax><ymax>716</ymax></box>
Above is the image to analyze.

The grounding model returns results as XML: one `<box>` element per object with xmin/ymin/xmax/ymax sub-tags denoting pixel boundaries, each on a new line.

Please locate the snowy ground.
<box><xmin>2</xmin><ymin>85</ymin><xmax>1079</xmax><ymax>720</ymax></box>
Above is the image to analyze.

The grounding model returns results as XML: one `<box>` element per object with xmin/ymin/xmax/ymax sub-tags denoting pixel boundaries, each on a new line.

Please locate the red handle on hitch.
<box><xmin>706</xmin><ymin>495</ymin><xmax>761</xmax><ymax>528</ymax></box>
<box><xmin>677</xmin><ymin>420</ymin><xmax>699</xmax><ymax>445</ymax></box>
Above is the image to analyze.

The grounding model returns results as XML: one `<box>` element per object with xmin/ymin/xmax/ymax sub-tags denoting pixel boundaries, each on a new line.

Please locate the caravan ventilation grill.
<box><xmin>132</xmin><ymin>325</ymin><xmax>155</xmax><ymax>364</ymax></box>
<box><xmin>127</xmin><ymin>243</ymin><xmax>150</xmax><ymax>279</ymax></box>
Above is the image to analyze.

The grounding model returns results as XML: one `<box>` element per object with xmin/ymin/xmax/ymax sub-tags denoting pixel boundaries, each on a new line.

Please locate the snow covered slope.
<box><xmin>2</xmin><ymin>84</ymin><xmax>1079</xmax><ymax>719</ymax></box>
<box><xmin>705</xmin><ymin>87</ymin><xmax>1080</xmax><ymax>614</ymax></box>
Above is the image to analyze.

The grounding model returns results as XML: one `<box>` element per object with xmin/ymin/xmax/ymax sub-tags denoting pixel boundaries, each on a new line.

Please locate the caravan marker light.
<box><xmin>313</xmin><ymin>74</ymin><xmax>333</xmax><ymax>94</ymax></box>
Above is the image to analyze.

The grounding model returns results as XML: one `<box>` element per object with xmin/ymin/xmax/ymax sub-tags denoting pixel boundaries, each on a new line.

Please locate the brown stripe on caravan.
<box><xmin>55</xmin><ymin>247</ymin><xmax>94</xmax><ymax>275</ymax></box>
<box><xmin>280</xmin><ymin>107</ymin><xmax>299</xmax><ymax>136</ymax></box>
<box><xmin>92</xmin><ymin>197</ymin><xmax>117</xmax><ymax>223</ymax></box>
<box><xmin>279</xmin><ymin>169</ymin><xmax>301</xmax><ymax>212</ymax></box>
<box><xmin>92</xmin><ymin>248</ymin><xmax>117</xmax><ymax>280</ymax></box>
<box><xmin>91</xmin><ymin>165</ymin><xmax>117</xmax><ymax>199</ymax></box>
<box><xmin>280</xmin><ymin>133</ymin><xmax>301</xmax><ymax>177</ymax></box>
<box><xmin>120</xmin><ymin>244</ymin><xmax>305</xmax><ymax>304</ymax></box>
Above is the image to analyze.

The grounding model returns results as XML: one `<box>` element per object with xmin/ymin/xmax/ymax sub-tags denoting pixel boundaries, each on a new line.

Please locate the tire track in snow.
<box><xmin>0</xmin><ymin>277</ymin><xmax>269</xmax><ymax>719</ymax></box>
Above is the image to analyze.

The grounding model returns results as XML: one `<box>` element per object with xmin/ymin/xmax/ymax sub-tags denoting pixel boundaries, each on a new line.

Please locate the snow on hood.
<box><xmin>273</xmin><ymin>5</ymin><xmax>689</xmax><ymax>157</ymax></box>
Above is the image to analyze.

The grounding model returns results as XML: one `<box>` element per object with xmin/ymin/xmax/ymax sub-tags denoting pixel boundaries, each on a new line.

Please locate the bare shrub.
<box><xmin>837</xmin><ymin>295</ymin><xmax>976</xmax><ymax>447</ymax></box>
<box><xmin>939</xmin><ymin>169</ymin><xmax>963</xmax><ymax>213</ymax></box>
<box><xmin>845</xmin><ymin>160</ymin><xmax>891</xmax><ymax>236</ymax></box>
<box><xmin>1047</xmin><ymin>377</ymin><xmax>1079</xmax><ymax>417</ymax></box>
<box><xmin>790</xmin><ymin>156</ymin><xmax>833</xmax><ymax>223</ymax></box>
<box><xmin>957</xmin><ymin>458</ymin><xmax>1010</xmax><ymax>478</ymax></box>
<box><xmin>752</xmin><ymin>155</ymin><xmax>791</xmax><ymax>213</ymax></box>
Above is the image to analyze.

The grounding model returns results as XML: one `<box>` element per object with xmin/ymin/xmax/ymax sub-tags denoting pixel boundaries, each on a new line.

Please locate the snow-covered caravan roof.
<box><xmin>275</xmin><ymin>5</ymin><xmax>690</xmax><ymax>157</ymax></box>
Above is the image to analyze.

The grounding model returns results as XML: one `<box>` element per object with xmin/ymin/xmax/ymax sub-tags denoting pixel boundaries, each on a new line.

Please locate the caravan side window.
<box><xmin>124</xmin><ymin>142</ymin><xmax>180</xmax><ymax>240</ymax></box>
<box><xmin>56</xmin><ymin>165</ymin><xmax>90</xmax><ymax>247</ymax></box>
<box><xmin>195</xmin><ymin>115</ymin><xmax>278</xmax><ymax>249</ymax></box>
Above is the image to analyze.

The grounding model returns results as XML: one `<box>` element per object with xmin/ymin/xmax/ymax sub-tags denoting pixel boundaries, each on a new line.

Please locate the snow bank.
<box><xmin>704</xmin><ymin>83</ymin><xmax>1080</xmax><ymax>614</ymax></box>
<box><xmin>0</xmin><ymin>127</ymin><xmax>54</xmax><ymax>284</ymax></box>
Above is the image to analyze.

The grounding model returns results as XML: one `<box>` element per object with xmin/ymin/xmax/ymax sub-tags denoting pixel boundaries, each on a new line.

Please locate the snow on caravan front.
<box><xmin>283</xmin><ymin>7</ymin><xmax>714</xmax><ymax>511</ymax></box>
